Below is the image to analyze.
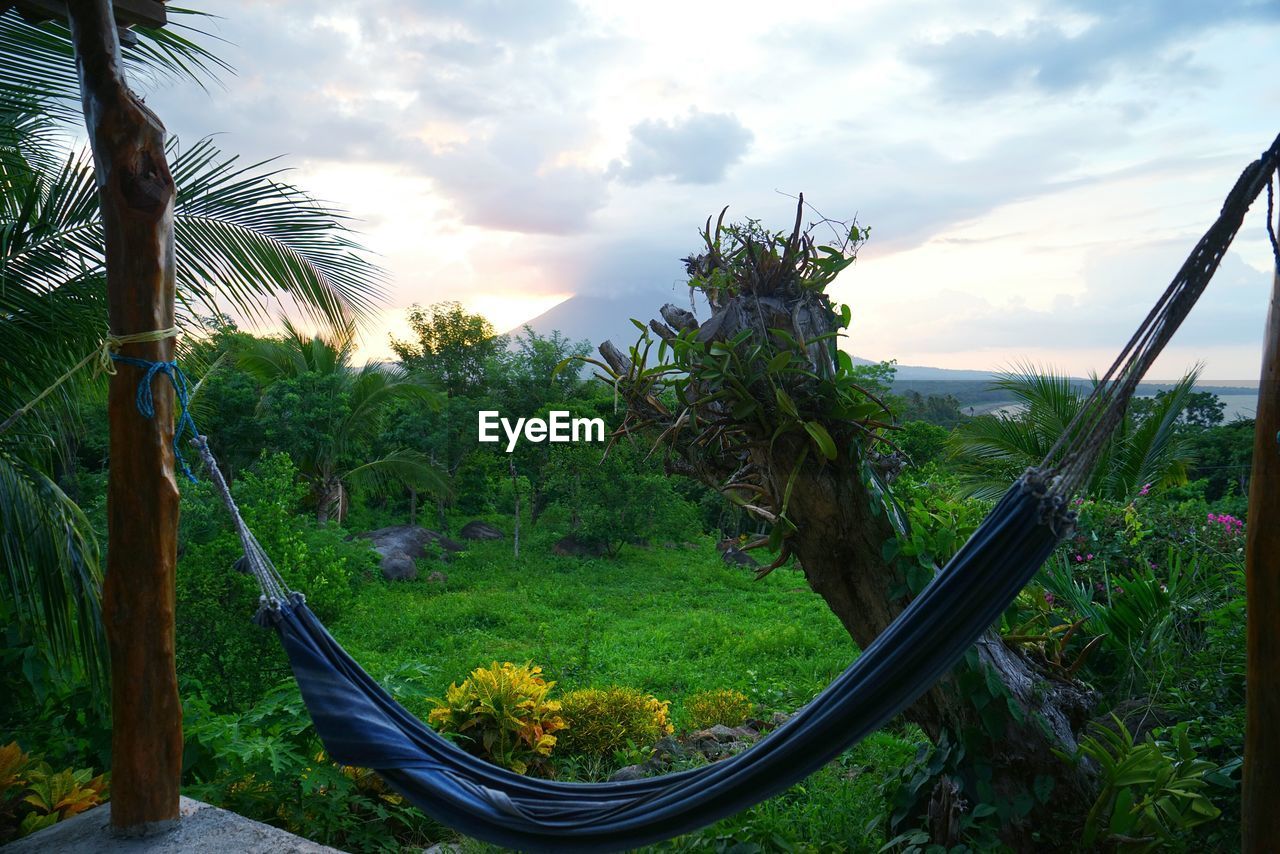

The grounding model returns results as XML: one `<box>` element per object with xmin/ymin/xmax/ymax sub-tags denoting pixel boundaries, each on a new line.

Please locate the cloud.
<box><xmin>906</xmin><ymin>0</ymin><xmax>1280</xmax><ymax>99</ymax></box>
<box><xmin>879</xmin><ymin>242</ymin><xmax>1270</xmax><ymax>356</ymax></box>
<box><xmin>608</xmin><ymin>111</ymin><xmax>754</xmax><ymax>185</ymax></box>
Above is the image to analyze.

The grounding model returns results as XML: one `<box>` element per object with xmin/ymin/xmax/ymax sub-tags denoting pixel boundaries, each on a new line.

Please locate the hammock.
<box><xmin>192</xmin><ymin>137</ymin><xmax>1280</xmax><ymax>853</ymax></box>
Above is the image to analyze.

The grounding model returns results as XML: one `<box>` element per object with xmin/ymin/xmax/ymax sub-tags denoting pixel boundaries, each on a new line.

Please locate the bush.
<box><xmin>176</xmin><ymin>453</ymin><xmax>378</xmax><ymax>709</ymax></box>
<box><xmin>427</xmin><ymin>662</ymin><xmax>565</xmax><ymax>775</ymax></box>
<box><xmin>183</xmin><ymin>676</ymin><xmax>440</xmax><ymax>852</ymax></box>
<box><xmin>685</xmin><ymin>689</ymin><xmax>754</xmax><ymax>730</ymax></box>
<box><xmin>1074</xmin><ymin>716</ymin><xmax>1225</xmax><ymax>851</ymax></box>
<box><xmin>0</xmin><ymin>741</ymin><xmax>108</xmax><ymax>844</ymax></box>
<box><xmin>557</xmin><ymin>687</ymin><xmax>673</xmax><ymax>757</ymax></box>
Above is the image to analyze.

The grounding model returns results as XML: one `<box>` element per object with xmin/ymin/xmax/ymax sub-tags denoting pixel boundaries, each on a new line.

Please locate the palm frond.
<box><xmin>0</xmin><ymin>443</ymin><xmax>106</xmax><ymax>693</ymax></box>
<box><xmin>172</xmin><ymin>139</ymin><xmax>386</xmax><ymax>327</ymax></box>
<box><xmin>0</xmin><ymin>6</ymin><xmax>230</xmax><ymax>126</ymax></box>
<box><xmin>950</xmin><ymin>363</ymin><xmax>1200</xmax><ymax>501</ymax></box>
<box><xmin>344</xmin><ymin>448</ymin><xmax>450</xmax><ymax>498</ymax></box>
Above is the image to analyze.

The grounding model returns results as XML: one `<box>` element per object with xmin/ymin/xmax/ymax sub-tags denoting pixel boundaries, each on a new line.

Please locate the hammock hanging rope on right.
<box><xmin>186</xmin><ymin>132</ymin><xmax>1280</xmax><ymax>853</ymax></box>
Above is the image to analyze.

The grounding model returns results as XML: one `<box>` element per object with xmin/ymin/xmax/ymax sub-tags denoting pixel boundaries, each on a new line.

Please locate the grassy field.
<box><xmin>328</xmin><ymin>523</ymin><xmax>920</xmax><ymax>851</ymax></box>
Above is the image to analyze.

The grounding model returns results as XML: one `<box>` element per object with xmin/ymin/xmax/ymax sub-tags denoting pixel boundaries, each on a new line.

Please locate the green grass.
<box><xmin>328</xmin><ymin>524</ymin><xmax>920</xmax><ymax>850</ymax></box>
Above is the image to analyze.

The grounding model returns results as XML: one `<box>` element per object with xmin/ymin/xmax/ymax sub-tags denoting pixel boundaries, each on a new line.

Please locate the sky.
<box><xmin>144</xmin><ymin>0</ymin><xmax>1280</xmax><ymax>380</ymax></box>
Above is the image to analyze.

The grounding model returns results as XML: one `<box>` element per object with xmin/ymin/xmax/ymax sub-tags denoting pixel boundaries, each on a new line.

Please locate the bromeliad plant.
<box><xmin>427</xmin><ymin>662</ymin><xmax>566</xmax><ymax>776</ymax></box>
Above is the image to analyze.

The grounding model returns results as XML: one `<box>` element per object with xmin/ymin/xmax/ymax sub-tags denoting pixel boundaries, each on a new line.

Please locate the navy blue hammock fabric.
<box><xmin>205</xmin><ymin>455</ymin><xmax>1062</xmax><ymax>853</ymax></box>
<box><xmin>187</xmin><ymin>136</ymin><xmax>1279</xmax><ymax>853</ymax></box>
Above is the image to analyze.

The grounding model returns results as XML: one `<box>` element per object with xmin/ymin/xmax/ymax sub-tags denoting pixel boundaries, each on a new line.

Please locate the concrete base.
<box><xmin>1</xmin><ymin>796</ymin><xmax>344</xmax><ymax>853</ymax></box>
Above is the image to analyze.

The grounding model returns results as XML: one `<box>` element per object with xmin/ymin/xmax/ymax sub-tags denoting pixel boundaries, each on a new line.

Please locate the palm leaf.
<box><xmin>0</xmin><ymin>444</ymin><xmax>105</xmax><ymax>691</ymax></box>
<box><xmin>0</xmin><ymin>6</ymin><xmax>229</xmax><ymax>126</ymax></box>
<box><xmin>344</xmin><ymin>448</ymin><xmax>450</xmax><ymax>499</ymax></box>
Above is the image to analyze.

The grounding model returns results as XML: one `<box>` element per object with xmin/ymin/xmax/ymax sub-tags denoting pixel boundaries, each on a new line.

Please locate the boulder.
<box><xmin>608</xmin><ymin>765</ymin><xmax>648</xmax><ymax>782</ymax></box>
<box><xmin>358</xmin><ymin>525</ymin><xmax>465</xmax><ymax>578</ymax></box>
<box><xmin>359</xmin><ymin>525</ymin><xmax>447</xmax><ymax>559</ymax></box>
<box><xmin>552</xmin><ymin>534</ymin><xmax>608</xmax><ymax>557</ymax></box>
<box><xmin>720</xmin><ymin>545</ymin><xmax>760</xmax><ymax>569</ymax></box>
<box><xmin>437</xmin><ymin>536</ymin><xmax>465</xmax><ymax>553</ymax></box>
<box><xmin>380</xmin><ymin>550</ymin><xmax>417</xmax><ymax>582</ymax></box>
<box><xmin>459</xmin><ymin>520</ymin><xmax>504</xmax><ymax>540</ymax></box>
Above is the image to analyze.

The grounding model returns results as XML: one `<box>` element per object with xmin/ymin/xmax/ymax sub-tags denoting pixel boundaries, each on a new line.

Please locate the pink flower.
<box><xmin>1075</xmin><ymin>554</ymin><xmax>1084</xmax><ymax>563</ymax></box>
<box><xmin>1086</xmin><ymin>553</ymin><xmax>1094</xmax><ymax>561</ymax></box>
<box><xmin>1044</xmin><ymin>591</ymin><xmax>1056</xmax><ymax>606</ymax></box>
<box><xmin>1139</xmin><ymin>483</ymin><xmax>1151</xmax><ymax>497</ymax></box>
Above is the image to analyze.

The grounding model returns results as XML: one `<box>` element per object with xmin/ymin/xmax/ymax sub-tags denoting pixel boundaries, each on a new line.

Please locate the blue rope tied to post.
<box><xmin>109</xmin><ymin>354</ymin><xmax>200</xmax><ymax>483</ymax></box>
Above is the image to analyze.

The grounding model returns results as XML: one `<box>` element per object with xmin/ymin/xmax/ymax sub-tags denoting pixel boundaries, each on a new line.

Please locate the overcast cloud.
<box><xmin>142</xmin><ymin>0</ymin><xmax>1280</xmax><ymax>378</ymax></box>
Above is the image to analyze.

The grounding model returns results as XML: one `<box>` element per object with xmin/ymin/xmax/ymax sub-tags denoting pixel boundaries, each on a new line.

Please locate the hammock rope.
<box><xmin>152</xmin><ymin>133</ymin><xmax>1280</xmax><ymax>851</ymax></box>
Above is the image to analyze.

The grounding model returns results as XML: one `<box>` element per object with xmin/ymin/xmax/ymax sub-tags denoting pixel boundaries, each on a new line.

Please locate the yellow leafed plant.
<box><xmin>428</xmin><ymin>662</ymin><xmax>566</xmax><ymax>775</ymax></box>
<box><xmin>557</xmin><ymin>687</ymin><xmax>673</xmax><ymax>757</ymax></box>
<box><xmin>686</xmin><ymin>689</ymin><xmax>754</xmax><ymax>730</ymax></box>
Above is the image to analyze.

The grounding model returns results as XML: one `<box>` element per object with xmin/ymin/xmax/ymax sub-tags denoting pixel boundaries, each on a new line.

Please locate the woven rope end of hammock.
<box><xmin>1021</xmin><ymin>467</ymin><xmax>1078</xmax><ymax>538</ymax></box>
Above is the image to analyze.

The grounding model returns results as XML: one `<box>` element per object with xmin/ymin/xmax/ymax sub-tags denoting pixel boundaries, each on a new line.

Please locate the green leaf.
<box><xmin>766</xmin><ymin>351</ymin><xmax>791</xmax><ymax>372</ymax></box>
<box><xmin>775</xmin><ymin>388</ymin><xmax>799</xmax><ymax>418</ymax></box>
<box><xmin>803</xmin><ymin>420</ymin><xmax>837</xmax><ymax>460</ymax></box>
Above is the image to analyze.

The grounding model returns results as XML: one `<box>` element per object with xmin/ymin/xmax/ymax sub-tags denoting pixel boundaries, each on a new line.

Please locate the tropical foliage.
<box><xmin>949</xmin><ymin>365</ymin><xmax>1199</xmax><ymax>500</ymax></box>
<box><xmin>427</xmin><ymin>662</ymin><xmax>566</xmax><ymax>775</ymax></box>
<box><xmin>0</xmin><ymin>6</ymin><xmax>385</xmax><ymax>692</ymax></box>
<box><xmin>238</xmin><ymin>322</ymin><xmax>446</xmax><ymax>522</ymax></box>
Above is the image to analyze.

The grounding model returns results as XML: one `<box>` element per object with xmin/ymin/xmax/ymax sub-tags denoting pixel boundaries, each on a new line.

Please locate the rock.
<box><xmin>552</xmin><ymin>534</ymin><xmax>608</xmax><ymax>557</ymax></box>
<box><xmin>651</xmin><ymin>735</ymin><xmax>687</xmax><ymax>761</ymax></box>
<box><xmin>426</xmin><ymin>571</ymin><xmax>448</xmax><ymax>585</ymax></box>
<box><xmin>380</xmin><ymin>550</ymin><xmax>417</xmax><ymax>582</ymax></box>
<box><xmin>717</xmin><ymin>537</ymin><xmax>760</xmax><ymax>568</ymax></box>
<box><xmin>359</xmin><ymin>524</ymin><xmax>436</xmax><ymax>558</ymax></box>
<box><xmin>358</xmin><ymin>525</ymin><xmax>463</xmax><ymax>580</ymax></box>
<box><xmin>459</xmin><ymin>520</ymin><xmax>504</xmax><ymax>540</ymax></box>
<box><xmin>608</xmin><ymin>765</ymin><xmax>648</xmax><ymax>782</ymax></box>
<box><xmin>767</xmin><ymin>711</ymin><xmax>793</xmax><ymax>730</ymax></box>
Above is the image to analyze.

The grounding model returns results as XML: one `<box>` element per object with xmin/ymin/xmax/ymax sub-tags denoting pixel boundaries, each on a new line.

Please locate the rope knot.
<box><xmin>109</xmin><ymin>353</ymin><xmax>199</xmax><ymax>483</ymax></box>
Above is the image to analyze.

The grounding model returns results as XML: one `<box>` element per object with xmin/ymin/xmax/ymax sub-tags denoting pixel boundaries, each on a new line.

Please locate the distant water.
<box><xmin>1216</xmin><ymin>393</ymin><xmax>1258</xmax><ymax>422</ymax></box>
<box><xmin>984</xmin><ymin>391</ymin><xmax>1258</xmax><ymax>422</ymax></box>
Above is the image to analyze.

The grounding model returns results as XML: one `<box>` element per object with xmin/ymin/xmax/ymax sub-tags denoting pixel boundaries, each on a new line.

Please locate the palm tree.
<box><xmin>1</xmin><ymin>7</ymin><xmax>386</xmax><ymax>689</ymax></box>
<box><xmin>949</xmin><ymin>364</ymin><xmax>1199</xmax><ymax>501</ymax></box>
<box><xmin>238</xmin><ymin>322</ymin><xmax>449</xmax><ymax>523</ymax></box>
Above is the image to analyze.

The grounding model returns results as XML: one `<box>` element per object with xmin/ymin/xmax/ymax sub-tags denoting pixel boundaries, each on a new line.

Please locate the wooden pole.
<box><xmin>1243</xmin><ymin>268</ymin><xmax>1280</xmax><ymax>851</ymax></box>
<box><xmin>66</xmin><ymin>0</ymin><xmax>182</xmax><ymax>834</ymax></box>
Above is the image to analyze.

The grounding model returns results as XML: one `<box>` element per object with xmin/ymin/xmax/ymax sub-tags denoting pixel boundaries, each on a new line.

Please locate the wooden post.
<box><xmin>1243</xmin><ymin>268</ymin><xmax>1280</xmax><ymax>851</ymax></box>
<box><xmin>66</xmin><ymin>0</ymin><xmax>182</xmax><ymax>834</ymax></box>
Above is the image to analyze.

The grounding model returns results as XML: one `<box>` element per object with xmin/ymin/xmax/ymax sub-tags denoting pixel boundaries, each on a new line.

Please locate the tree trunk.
<box><xmin>315</xmin><ymin>478</ymin><xmax>347</xmax><ymax>524</ymax></box>
<box><xmin>67</xmin><ymin>0</ymin><xmax>182</xmax><ymax>834</ymax></box>
<box><xmin>770</xmin><ymin>436</ymin><xmax>1095</xmax><ymax>821</ymax></box>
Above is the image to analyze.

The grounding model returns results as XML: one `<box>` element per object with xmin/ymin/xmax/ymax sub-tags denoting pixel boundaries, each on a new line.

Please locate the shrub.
<box><xmin>176</xmin><ymin>453</ymin><xmax>378</xmax><ymax>709</ymax></box>
<box><xmin>0</xmin><ymin>741</ymin><xmax>108</xmax><ymax>843</ymax></box>
<box><xmin>1074</xmin><ymin>716</ymin><xmax>1224</xmax><ymax>851</ymax></box>
<box><xmin>686</xmin><ymin>689</ymin><xmax>754</xmax><ymax>730</ymax></box>
<box><xmin>557</xmin><ymin>687</ymin><xmax>673</xmax><ymax>757</ymax></box>
<box><xmin>183</xmin><ymin>678</ymin><xmax>439</xmax><ymax>851</ymax></box>
<box><xmin>427</xmin><ymin>662</ymin><xmax>565</xmax><ymax>775</ymax></box>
